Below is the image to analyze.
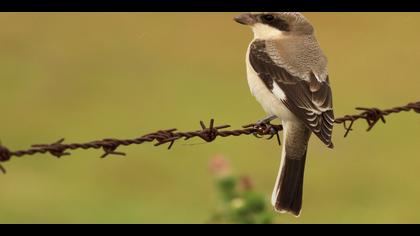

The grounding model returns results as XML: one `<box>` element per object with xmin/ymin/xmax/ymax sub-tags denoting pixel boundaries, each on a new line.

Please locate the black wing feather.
<box><xmin>249</xmin><ymin>40</ymin><xmax>334</xmax><ymax>147</ymax></box>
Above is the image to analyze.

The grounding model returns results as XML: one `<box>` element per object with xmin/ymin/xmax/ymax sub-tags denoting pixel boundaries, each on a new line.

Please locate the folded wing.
<box><xmin>249</xmin><ymin>40</ymin><xmax>334</xmax><ymax>147</ymax></box>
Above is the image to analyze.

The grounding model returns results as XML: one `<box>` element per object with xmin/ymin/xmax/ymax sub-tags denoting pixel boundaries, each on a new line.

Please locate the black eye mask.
<box><xmin>260</xmin><ymin>15</ymin><xmax>290</xmax><ymax>32</ymax></box>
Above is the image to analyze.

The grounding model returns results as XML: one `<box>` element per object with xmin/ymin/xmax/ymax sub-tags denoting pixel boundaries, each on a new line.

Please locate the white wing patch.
<box><xmin>272</xmin><ymin>82</ymin><xmax>287</xmax><ymax>101</ymax></box>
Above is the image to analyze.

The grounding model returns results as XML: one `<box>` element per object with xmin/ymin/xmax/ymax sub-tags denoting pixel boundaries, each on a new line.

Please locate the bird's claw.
<box><xmin>255</xmin><ymin>115</ymin><xmax>277</xmax><ymax>126</ymax></box>
<box><xmin>253</xmin><ymin>120</ymin><xmax>273</xmax><ymax>137</ymax></box>
<box><xmin>252</xmin><ymin>121</ymin><xmax>282</xmax><ymax>146</ymax></box>
<box><xmin>267</xmin><ymin>126</ymin><xmax>279</xmax><ymax>137</ymax></box>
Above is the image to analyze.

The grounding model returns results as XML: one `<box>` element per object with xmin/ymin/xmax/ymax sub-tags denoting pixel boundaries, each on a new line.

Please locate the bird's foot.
<box><xmin>253</xmin><ymin>115</ymin><xmax>279</xmax><ymax>139</ymax></box>
<box><xmin>255</xmin><ymin>115</ymin><xmax>277</xmax><ymax>126</ymax></box>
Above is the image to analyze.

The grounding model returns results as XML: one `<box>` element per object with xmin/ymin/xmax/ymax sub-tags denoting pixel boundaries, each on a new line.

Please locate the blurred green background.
<box><xmin>0</xmin><ymin>13</ymin><xmax>419</xmax><ymax>224</ymax></box>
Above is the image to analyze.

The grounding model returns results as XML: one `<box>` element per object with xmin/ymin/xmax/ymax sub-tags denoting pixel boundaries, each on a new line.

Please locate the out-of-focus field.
<box><xmin>0</xmin><ymin>13</ymin><xmax>419</xmax><ymax>224</ymax></box>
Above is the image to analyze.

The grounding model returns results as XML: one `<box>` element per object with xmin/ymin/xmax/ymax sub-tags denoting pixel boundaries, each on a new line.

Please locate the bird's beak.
<box><xmin>234</xmin><ymin>13</ymin><xmax>255</xmax><ymax>25</ymax></box>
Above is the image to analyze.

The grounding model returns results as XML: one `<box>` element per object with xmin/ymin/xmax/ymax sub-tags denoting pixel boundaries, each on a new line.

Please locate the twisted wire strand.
<box><xmin>0</xmin><ymin>101</ymin><xmax>419</xmax><ymax>174</ymax></box>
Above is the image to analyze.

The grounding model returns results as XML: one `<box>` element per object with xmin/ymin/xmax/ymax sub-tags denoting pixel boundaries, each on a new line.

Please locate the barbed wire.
<box><xmin>0</xmin><ymin>101</ymin><xmax>419</xmax><ymax>174</ymax></box>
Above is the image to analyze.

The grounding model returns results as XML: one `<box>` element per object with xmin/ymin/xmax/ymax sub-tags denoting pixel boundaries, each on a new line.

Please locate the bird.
<box><xmin>234</xmin><ymin>12</ymin><xmax>334</xmax><ymax>217</ymax></box>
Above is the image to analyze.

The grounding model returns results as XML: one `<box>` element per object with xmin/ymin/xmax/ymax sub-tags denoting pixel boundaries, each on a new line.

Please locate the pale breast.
<box><xmin>245</xmin><ymin>44</ymin><xmax>296</xmax><ymax>121</ymax></box>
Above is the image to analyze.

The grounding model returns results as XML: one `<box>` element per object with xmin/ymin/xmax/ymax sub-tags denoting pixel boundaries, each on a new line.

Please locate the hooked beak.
<box><xmin>234</xmin><ymin>13</ymin><xmax>255</xmax><ymax>25</ymax></box>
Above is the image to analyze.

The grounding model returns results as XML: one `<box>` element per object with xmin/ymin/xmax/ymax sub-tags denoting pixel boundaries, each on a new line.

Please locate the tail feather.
<box><xmin>272</xmin><ymin>121</ymin><xmax>311</xmax><ymax>217</ymax></box>
<box><xmin>273</xmin><ymin>152</ymin><xmax>307</xmax><ymax>216</ymax></box>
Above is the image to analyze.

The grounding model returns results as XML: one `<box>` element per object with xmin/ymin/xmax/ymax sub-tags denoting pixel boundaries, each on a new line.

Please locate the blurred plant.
<box><xmin>209</xmin><ymin>155</ymin><xmax>275</xmax><ymax>224</ymax></box>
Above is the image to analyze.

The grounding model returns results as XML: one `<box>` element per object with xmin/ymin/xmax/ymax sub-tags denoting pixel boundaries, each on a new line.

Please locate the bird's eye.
<box><xmin>262</xmin><ymin>14</ymin><xmax>275</xmax><ymax>22</ymax></box>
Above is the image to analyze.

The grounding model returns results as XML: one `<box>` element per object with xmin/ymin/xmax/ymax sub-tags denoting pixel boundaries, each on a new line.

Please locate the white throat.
<box><xmin>252</xmin><ymin>23</ymin><xmax>284</xmax><ymax>40</ymax></box>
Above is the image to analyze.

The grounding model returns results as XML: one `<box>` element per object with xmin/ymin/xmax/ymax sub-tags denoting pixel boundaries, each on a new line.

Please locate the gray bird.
<box><xmin>234</xmin><ymin>12</ymin><xmax>334</xmax><ymax>216</ymax></box>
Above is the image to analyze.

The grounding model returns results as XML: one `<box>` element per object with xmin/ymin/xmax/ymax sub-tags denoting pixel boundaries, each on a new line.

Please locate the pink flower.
<box><xmin>209</xmin><ymin>154</ymin><xmax>231</xmax><ymax>177</ymax></box>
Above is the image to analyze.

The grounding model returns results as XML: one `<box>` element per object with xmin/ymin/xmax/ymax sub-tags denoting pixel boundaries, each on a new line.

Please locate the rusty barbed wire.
<box><xmin>0</xmin><ymin>101</ymin><xmax>419</xmax><ymax>174</ymax></box>
<box><xmin>334</xmin><ymin>101</ymin><xmax>420</xmax><ymax>137</ymax></box>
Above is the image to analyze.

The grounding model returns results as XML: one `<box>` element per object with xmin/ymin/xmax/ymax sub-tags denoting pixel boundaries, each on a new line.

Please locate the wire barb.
<box><xmin>0</xmin><ymin>145</ymin><xmax>11</xmax><ymax>174</ymax></box>
<box><xmin>31</xmin><ymin>138</ymin><xmax>70</xmax><ymax>158</ymax></box>
<box><xmin>0</xmin><ymin>101</ymin><xmax>418</xmax><ymax>173</ymax></box>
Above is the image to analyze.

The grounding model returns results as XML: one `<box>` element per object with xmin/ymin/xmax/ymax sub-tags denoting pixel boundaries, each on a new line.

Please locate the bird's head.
<box><xmin>234</xmin><ymin>12</ymin><xmax>314</xmax><ymax>40</ymax></box>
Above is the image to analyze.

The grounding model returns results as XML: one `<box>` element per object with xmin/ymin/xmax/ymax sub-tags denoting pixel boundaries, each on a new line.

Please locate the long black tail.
<box><xmin>273</xmin><ymin>151</ymin><xmax>307</xmax><ymax>216</ymax></box>
<box><xmin>272</xmin><ymin>121</ymin><xmax>311</xmax><ymax>217</ymax></box>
